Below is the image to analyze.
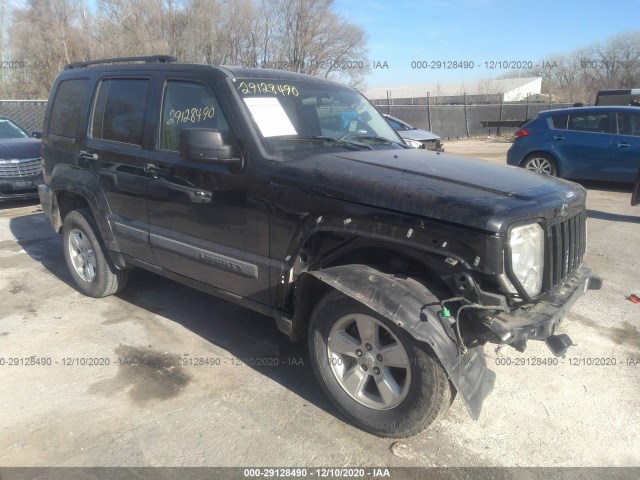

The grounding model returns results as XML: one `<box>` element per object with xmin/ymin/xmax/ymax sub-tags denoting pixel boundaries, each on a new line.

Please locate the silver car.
<box><xmin>384</xmin><ymin>114</ymin><xmax>443</xmax><ymax>151</ymax></box>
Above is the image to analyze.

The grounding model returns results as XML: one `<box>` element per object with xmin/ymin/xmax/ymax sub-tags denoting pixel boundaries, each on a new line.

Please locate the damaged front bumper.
<box><xmin>483</xmin><ymin>265</ymin><xmax>602</xmax><ymax>353</ymax></box>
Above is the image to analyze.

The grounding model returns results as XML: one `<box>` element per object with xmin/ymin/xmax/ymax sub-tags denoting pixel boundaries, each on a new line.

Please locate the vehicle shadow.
<box><xmin>9</xmin><ymin>212</ymin><xmax>340</xmax><ymax>423</ymax></box>
<box><xmin>0</xmin><ymin>198</ymin><xmax>40</xmax><ymax>211</ymax></box>
<box><xmin>573</xmin><ymin>179</ymin><xmax>633</xmax><ymax>193</ymax></box>
<box><xmin>586</xmin><ymin>209</ymin><xmax>640</xmax><ymax>224</ymax></box>
<box><xmin>572</xmin><ymin>180</ymin><xmax>639</xmax><ymax>223</ymax></box>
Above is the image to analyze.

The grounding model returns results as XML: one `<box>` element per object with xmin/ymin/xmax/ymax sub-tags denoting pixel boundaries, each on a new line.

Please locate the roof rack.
<box><xmin>65</xmin><ymin>55</ymin><xmax>178</xmax><ymax>70</ymax></box>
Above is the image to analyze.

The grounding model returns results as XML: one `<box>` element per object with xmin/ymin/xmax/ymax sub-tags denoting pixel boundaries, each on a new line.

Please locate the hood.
<box><xmin>0</xmin><ymin>138</ymin><xmax>41</xmax><ymax>160</ymax></box>
<box><xmin>271</xmin><ymin>149</ymin><xmax>586</xmax><ymax>233</ymax></box>
<box><xmin>398</xmin><ymin>129</ymin><xmax>440</xmax><ymax>142</ymax></box>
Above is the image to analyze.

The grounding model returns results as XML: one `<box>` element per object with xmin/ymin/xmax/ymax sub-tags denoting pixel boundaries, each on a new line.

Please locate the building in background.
<box><xmin>364</xmin><ymin>77</ymin><xmax>542</xmax><ymax>105</ymax></box>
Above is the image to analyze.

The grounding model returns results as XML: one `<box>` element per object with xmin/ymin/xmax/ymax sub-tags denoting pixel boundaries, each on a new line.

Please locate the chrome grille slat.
<box><xmin>552</xmin><ymin>226</ymin><xmax>561</xmax><ymax>286</ymax></box>
<box><xmin>548</xmin><ymin>211</ymin><xmax>586</xmax><ymax>288</ymax></box>
<box><xmin>0</xmin><ymin>158</ymin><xmax>42</xmax><ymax>178</ymax></box>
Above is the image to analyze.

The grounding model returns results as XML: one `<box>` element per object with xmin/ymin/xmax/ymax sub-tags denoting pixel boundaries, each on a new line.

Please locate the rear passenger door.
<box><xmin>611</xmin><ymin>111</ymin><xmax>640</xmax><ymax>182</ymax></box>
<box><xmin>86</xmin><ymin>77</ymin><xmax>154</xmax><ymax>263</ymax></box>
<box><xmin>552</xmin><ymin>111</ymin><xmax>612</xmax><ymax>180</ymax></box>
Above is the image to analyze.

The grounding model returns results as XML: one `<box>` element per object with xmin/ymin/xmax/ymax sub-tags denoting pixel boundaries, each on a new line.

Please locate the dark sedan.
<box><xmin>507</xmin><ymin>106</ymin><xmax>640</xmax><ymax>182</ymax></box>
<box><xmin>0</xmin><ymin>117</ymin><xmax>42</xmax><ymax>201</ymax></box>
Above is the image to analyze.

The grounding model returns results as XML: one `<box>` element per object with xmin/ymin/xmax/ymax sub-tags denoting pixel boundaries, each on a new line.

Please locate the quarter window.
<box><xmin>49</xmin><ymin>79</ymin><xmax>90</xmax><ymax>138</ymax></box>
<box><xmin>550</xmin><ymin>115</ymin><xmax>568</xmax><ymax>130</ymax></box>
<box><xmin>160</xmin><ymin>81</ymin><xmax>233</xmax><ymax>152</ymax></box>
<box><xmin>90</xmin><ymin>78</ymin><xmax>150</xmax><ymax>145</ymax></box>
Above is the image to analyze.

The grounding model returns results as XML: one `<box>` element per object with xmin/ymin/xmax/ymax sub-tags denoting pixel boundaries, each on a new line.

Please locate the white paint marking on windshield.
<box><xmin>243</xmin><ymin>97</ymin><xmax>297</xmax><ymax>138</ymax></box>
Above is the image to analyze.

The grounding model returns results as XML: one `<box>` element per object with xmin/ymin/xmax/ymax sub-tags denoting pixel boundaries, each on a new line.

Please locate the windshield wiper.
<box><xmin>280</xmin><ymin>136</ymin><xmax>372</xmax><ymax>150</ymax></box>
<box><xmin>345</xmin><ymin>134</ymin><xmax>403</xmax><ymax>147</ymax></box>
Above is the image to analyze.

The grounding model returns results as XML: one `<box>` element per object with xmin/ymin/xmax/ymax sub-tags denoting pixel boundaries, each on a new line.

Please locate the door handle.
<box><xmin>78</xmin><ymin>151</ymin><xmax>98</xmax><ymax>161</ymax></box>
<box><xmin>144</xmin><ymin>163</ymin><xmax>172</xmax><ymax>177</ymax></box>
<box><xmin>552</xmin><ymin>136</ymin><xmax>565</xmax><ymax>141</ymax></box>
<box><xmin>617</xmin><ymin>142</ymin><xmax>631</xmax><ymax>148</ymax></box>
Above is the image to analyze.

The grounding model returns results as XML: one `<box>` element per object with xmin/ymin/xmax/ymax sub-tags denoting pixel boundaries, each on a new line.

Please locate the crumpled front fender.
<box><xmin>305</xmin><ymin>264</ymin><xmax>495</xmax><ymax>420</ymax></box>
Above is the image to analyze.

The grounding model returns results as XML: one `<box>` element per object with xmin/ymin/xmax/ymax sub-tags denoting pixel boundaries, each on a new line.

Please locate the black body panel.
<box><xmin>38</xmin><ymin>58</ymin><xmax>601</xmax><ymax>424</ymax></box>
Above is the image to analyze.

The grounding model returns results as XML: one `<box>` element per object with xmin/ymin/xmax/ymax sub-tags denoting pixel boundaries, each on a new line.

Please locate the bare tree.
<box><xmin>267</xmin><ymin>0</ymin><xmax>368</xmax><ymax>86</ymax></box>
<box><xmin>1</xmin><ymin>0</ymin><xmax>370</xmax><ymax>97</ymax></box>
<box><xmin>7</xmin><ymin>0</ymin><xmax>88</xmax><ymax>97</ymax></box>
<box><xmin>508</xmin><ymin>31</ymin><xmax>640</xmax><ymax>103</ymax></box>
<box><xmin>97</xmin><ymin>0</ymin><xmax>191</xmax><ymax>61</ymax></box>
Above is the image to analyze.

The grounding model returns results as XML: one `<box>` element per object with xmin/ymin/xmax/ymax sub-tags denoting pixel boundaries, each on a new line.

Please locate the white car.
<box><xmin>384</xmin><ymin>114</ymin><xmax>443</xmax><ymax>151</ymax></box>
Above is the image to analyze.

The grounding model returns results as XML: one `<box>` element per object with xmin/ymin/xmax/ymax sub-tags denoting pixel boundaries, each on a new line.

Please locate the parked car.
<box><xmin>0</xmin><ymin>117</ymin><xmax>42</xmax><ymax>201</ymax></box>
<box><xmin>383</xmin><ymin>114</ymin><xmax>443</xmax><ymax>151</ymax></box>
<box><xmin>595</xmin><ymin>88</ymin><xmax>640</xmax><ymax>107</ymax></box>
<box><xmin>507</xmin><ymin>106</ymin><xmax>640</xmax><ymax>182</ymax></box>
<box><xmin>39</xmin><ymin>56</ymin><xmax>600</xmax><ymax>437</ymax></box>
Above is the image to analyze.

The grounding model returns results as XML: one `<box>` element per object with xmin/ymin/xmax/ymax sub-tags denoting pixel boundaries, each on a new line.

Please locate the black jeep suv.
<box><xmin>39</xmin><ymin>56</ymin><xmax>601</xmax><ymax>437</ymax></box>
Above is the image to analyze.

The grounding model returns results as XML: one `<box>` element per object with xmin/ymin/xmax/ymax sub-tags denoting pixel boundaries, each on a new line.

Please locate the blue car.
<box><xmin>506</xmin><ymin>106</ymin><xmax>640</xmax><ymax>183</ymax></box>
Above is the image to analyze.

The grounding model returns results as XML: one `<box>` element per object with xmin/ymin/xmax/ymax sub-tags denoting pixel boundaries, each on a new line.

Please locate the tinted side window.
<box><xmin>568</xmin><ymin>113</ymin><xmax>611</xmax><ymax>133</ymax></box>
<box><xmin>550</xmin><ymin>115</ymin><xmax>568</xmax><ymax>130</ymax></box>
<box><xmin>90</xmin><ymin>78</ymin><xmax>150</xmax><ymax>145</ymax></box>
<box><xmin>49</xmin><ymin>79</ymin><xmax>89</xmax><ymax>137</ymax></box>
<box><xmin>160</xmin><ymin>81</ymin><xmax>232</xmax><ymax>152</ymax></box>
<box><xmin>616</xmin><ymin>112</ymin><xmax>640</xmax><ymax>136</ymax></box>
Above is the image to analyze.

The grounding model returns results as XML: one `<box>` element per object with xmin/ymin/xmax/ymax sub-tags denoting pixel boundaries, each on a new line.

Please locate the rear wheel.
<box><xmin>63</xmin><ymin>208</ymin><xmax>128</xmax><ymax>298</ymax></box>
<box><xmin>522</xmin><ymin>153</ymin><xmax>558</xmax><ymax>176</ymax></box>
<box><xmin>308</xmin><ymin>290</ymin><xmax>452</xmax><ymax>437</ymax></box>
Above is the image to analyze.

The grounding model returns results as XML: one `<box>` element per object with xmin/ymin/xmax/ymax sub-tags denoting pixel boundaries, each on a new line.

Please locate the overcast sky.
<box><xmin>334</xmin><ymin>0</ymin><xmax>640</xmax><ymax>88</ymax></box>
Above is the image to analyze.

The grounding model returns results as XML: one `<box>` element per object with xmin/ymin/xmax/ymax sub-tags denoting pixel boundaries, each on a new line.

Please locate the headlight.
<box><xmin>404</xmin><ymin>138</ymin><xmax>422</xmax><ymax>148</ymax></box>
<box><xmin>509</xmin><ymin>223</ymin><xmax>544</xmax><ymax>297</ymax></box>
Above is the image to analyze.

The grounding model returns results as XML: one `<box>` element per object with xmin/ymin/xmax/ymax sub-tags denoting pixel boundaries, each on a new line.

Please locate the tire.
<box><xmin>522</xmin><ymin>153</ymin><xmax>558</xmax><ymax>176</ymax></box>
<box><xmin>308</xmin><ymin>289</ymin><xmax>452</xmax><ymax>437</ymax></box>
<box><xmin>62</xmin><ymin>208</ymin><xmax>128</xmax><ymax>298</ymax></box>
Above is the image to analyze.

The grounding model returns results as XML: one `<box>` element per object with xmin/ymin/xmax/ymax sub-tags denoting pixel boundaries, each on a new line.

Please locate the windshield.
<box><xmin>234</xmin><ymin>78</ymin><xmax>404</xmax><ymax>157</ymax></box>
<box><xmin>0</xmin><ymin>119</ymin><xmax>29</xmax><ymax>139</ymax></box>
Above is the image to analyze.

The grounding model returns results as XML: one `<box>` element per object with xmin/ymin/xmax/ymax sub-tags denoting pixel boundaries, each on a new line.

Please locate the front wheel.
<box><xmin>63</xmin><ymin>208</ymin><xmax>128</xmax><ymax>298</ymax></box>
<box><xmin>308</xmin><ymin>290</ymin><xmax>452</xmax><ymax>437</ymax></box>
<box><xmin>522</xmin><ymin>153</ymin><xmax>558</xmax><ymax>176</ymax></box>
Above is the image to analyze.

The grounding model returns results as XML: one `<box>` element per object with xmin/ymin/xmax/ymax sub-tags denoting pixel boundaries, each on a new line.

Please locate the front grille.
<box><xmin>547</xmin><ymin>211</ymin><xmax>586</xmax><ymax>288</ymax></box>
<box><xmin>0</xmin><ymin>158</ymin><xmax>42</xmax><ymax>178</ymax></box>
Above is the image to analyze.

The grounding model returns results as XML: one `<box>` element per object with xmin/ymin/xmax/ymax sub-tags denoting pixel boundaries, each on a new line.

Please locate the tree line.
<box><xmin>1</xmin><ymin>2</ymin><xmax>638</xmax><ymax>104</ymax></box>
<box><xmin>0</xmin><ymin>0</ymin><xmax>368</xmax><ymax>99</ymax></box>
<box><xmin>502</xmin><ymin>31</ymin><xmax>640</xmax><ymax>103</ymax></box>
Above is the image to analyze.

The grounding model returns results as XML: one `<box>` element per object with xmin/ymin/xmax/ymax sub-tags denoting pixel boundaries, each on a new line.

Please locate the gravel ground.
<box><xmin>0</xmin><ymin>139</ymin><xmax>639</xmax><ymax>470</ymax></box>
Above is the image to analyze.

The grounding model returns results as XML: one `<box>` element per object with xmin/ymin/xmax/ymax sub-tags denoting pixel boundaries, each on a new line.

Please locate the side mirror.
<box><xmin>179</xmin><ymin>129</ymin><xmax>241</xmax><ymax>166</ymax></box>
<box><xmin>32</xmin><ymin>131</ymin><xmax>42</xmax><ymax>139</ymax></box>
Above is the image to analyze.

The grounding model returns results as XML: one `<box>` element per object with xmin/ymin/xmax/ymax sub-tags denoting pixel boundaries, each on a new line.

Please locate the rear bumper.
<box><xmin>505</xmin><ymin>143</ymin><xmax>526</xmax><ymax>166</ymax></box>
<box><xmin>485</xmin><ymin>265</ymin><xmax>601</xmax><ymax>349</ymax></box>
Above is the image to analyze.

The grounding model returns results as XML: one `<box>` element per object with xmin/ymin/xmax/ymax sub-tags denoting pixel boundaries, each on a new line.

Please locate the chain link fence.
<box><xmin>0</xmin><ymin>98</ymin><xmax>592</xmax><ymax>141</ymax></box>
<box><xmin>0</xmin><ymin>100</ymin><xmax>48</xmax><ymax>134</ymax></box>
<box><xmin>370</xmin><ymin>95</ymin><xmax>587</xmax><ymax>139</ymax></box>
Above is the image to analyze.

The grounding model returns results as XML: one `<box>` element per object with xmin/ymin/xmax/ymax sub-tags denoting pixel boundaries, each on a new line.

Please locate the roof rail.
<box><xmin>65</xmin><ymin>55</ymin><xmax>178</xmax><ymax>70</ymax></box>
